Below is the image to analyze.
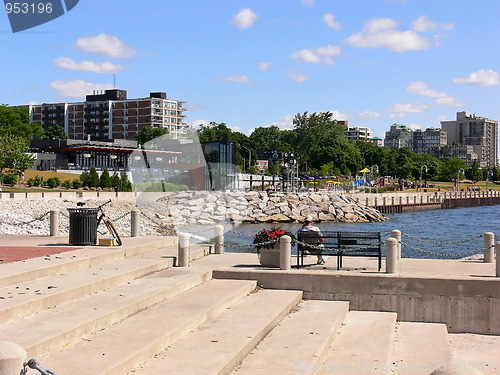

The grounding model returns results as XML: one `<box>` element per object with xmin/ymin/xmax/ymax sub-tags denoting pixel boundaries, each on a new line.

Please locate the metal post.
<box><xmin>386</xmin><ymin>238</ymin><xmax>398</xmax><ymax>274</ymax></box>
<box><xmin>215</xmin><ymin>225</ymin><xmax>224</xmax><ymax>254</ymax></box>
<box><xmin>280</xmin><ymin>235</ymin><xmax>291</xmax><ymax>270</ymax></box>
<box><xmin>484</xmin><ymin>232</ymin><xmax>494</xmax><ymax>263</ymax></box>
<box><xmin>178</xmin><ymin>233</ymin><xmax>190</xmax><ymax>267</ymax></box>
<box><xmin>391</xmin><ymin>229</ymin><xmax>402</xmax><ymax>259</ymax></box>
<box><xmin>50</xmin><ymin>209</ymin><xmax>59</xmax><ymax>237</ymax></box>
<box><xmin>131</xmin><ymin>208</ymin><xmax>140</xmax><ymax>237</ymax></box>
<box><xmin>0</xmin><ymin>341</ymin><xmax>27</xmax><ymax>375</ymax></box>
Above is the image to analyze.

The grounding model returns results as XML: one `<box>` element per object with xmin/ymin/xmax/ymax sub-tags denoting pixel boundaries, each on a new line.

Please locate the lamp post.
<box><xmin>240</xmin><ymin>145</ymin><xmax>252</xmax><ymax>173</ymax></box>
<box><xmin>420</xmin><ymin>165</ymin><xmax>428</xmax><ymax>193</ymax></box>
<box><xmin>486</xmin><ymin>169</ymin><xmax>494</xmax><ymax>193</ymax></box>
<box><xmin>457</xmin><ymin>168</ymin><xmax>465</xmax><ymax>191</ymax></box>
<box><xmin>370</xmin><ymin>165</ymin><xmax>378</xmax><ymax>194</ymax></box>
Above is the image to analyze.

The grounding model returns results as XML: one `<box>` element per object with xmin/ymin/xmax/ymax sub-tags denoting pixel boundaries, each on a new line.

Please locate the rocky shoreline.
<box><xmin>162</xmin><ymin>191</ymin><xmax>387</xmax><ymax>226</ymax></box>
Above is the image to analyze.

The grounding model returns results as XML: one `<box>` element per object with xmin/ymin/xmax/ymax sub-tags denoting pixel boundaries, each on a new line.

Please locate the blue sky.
<box><xmin>1</xmin><ymin>0</ymin><xmax>499</xmax><ymax>140</ymax></box>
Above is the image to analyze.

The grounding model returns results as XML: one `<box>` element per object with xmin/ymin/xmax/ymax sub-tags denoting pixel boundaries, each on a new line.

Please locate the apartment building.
<box><xmin>345</xmin><ymin>126</ymin><xmax>373</xmax><ymax>141</ymax></box>
<box><xmin>384</xmin><ymin>124</ymin><xmax>413</xmax><ymax>149</ymax></box>
<box><xmin>441</xmin><ymin>111</ymin><xmax>498</xmax><ymax>167</ymax></box>
<box><xmin>26</xmin><ymin>89</ymin><xmax>187</xmax><ymax>141</ymax></box>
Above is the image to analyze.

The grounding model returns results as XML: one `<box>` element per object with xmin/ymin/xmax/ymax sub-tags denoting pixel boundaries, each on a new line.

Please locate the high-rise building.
<box><xmin>26</xmin><ymin>89</ymin><xmax>187</xmax><ymax>141</ymax></box>
<box><xmin>344</xmin><ymin>126</ymin><xmax>373</xmax><ymax>141</ymax></box>
<box><xmin>384</xmin><ymin>124</ymin><xmax>413</xmax><ymax>149</ymax></box>
<box><xmin>441</xmin><ymin>111</ymin><xmax>498</xmax><ymax>167</ymax></box>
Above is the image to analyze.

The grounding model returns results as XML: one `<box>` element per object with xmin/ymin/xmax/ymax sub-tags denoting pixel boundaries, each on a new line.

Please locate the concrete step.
<box><xmin>39</xmin><ymin>279</ymin><xmax>257</xmax><ymax>375</ymax></box>
<box><xmin>0</xmin><ymin>256</ymin><xmax>173</xmax><ymax>324</ymax></box>
<box><xmin>0</xmin><ymin>268</ymin><xmax>212</xmax><ymax>358</ymax></box>
<box><xmin>232</xmin><ymin>300</ymin><xmax>350</xmax><ymax>375</ymax></box>
<box><xmin>0</xmin><ymin>236</ymin><xmax>177</xmax><ymax>288</ymax></box>
<box><xmin>393</xmin><ymin>322</ymin><xmax>452</xmax><ymax>375</ymax></box>
<box><xmin>130</xmin><ymin>288</ymin><xmax>304</xmax><ymax>375</ymax></box>
<box><xmin>320</xmin><ymin>310</ymin><xmax>398</xmax><ymax>375</ymax></box>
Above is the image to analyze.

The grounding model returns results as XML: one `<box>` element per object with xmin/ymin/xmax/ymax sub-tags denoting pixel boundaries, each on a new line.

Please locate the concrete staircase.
<box><xmin>0</xmin><ymin>240</ymin><xmax>454</xmax><ymax>375</ymax></box>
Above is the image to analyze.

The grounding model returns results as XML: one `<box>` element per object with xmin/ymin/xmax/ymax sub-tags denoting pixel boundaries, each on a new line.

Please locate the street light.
<box><xmin>486</xmin><ymin>169</ymin><xmax>494</xmax><ymax>193</ymax></box>
<box><xmin>240</xmin><ymin>144</ymin><xmax>252</xmax><ymax>172</ymax></box>
<box><xmin>457</xmin><ymin>168</ymin><xmax>465</xmax><ymax>191</ymax></box>
<box><xmin>369</xmin><ymin>165</ymin><xmax>378</xmax><ymax>193</ymax></box>
<box><xmin>420</xmin><ymin>165</ymin><xmax>428</xmax><ymax>193</ymax></box>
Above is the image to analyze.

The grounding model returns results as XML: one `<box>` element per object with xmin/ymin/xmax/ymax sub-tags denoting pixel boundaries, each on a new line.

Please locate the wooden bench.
<box><xmin>297</xmin><ymin>231</ymin><xmax>382</xmax><ymax>270</ymax></box>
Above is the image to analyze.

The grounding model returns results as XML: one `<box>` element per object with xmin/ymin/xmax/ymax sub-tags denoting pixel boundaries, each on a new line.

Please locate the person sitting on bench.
<box><xmin>298</xmin><ymin>215</ymin><xmax>328</xmax><ymax>265</ymax></box>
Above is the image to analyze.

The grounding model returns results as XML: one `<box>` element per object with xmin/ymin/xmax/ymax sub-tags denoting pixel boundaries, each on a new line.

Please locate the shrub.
<box><xmin>2</xmin><ymin>173</ymin><xmax>18</xmax><ymax>186</ymax></box>
<box><xmin>46</xmin><ymin>177</ymin><xmax>61</xmax><ymax>188</ymax></box>
<box><xmin>61</xmin><ymin>180</ymin><xmax>72</xmax><ymax>189</ymax></box>
<box><xmin>72</xmin><ymin>179</ymin><xmax>82</xmax><ymax>189</ymax></box>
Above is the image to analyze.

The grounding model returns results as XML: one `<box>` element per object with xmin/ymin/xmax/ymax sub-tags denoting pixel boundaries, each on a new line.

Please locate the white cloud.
<box><xmin>406</xmin><ymin>81</ymin><xmax>446</xmax><ymax>98</ymax></box>
<box><xmin>344</xmin><ymin>17</ymin><xmax>432</xmax><ymax>52</ymax></box>
<box><xmin>53</xmin><ymin>57</ymin><xmax>123</xmax><ymax>74</ymax></box>
<box><xmin>437</xmin><ymin>115</ymin><xmax>447</xmax><ymax>121</ymax></box>
<box><xmin>302</xmin><ymin>0</ymin><xmax>314</xmax><ymax>7</ymax></box>
<box><xmin>264</xmin><ymin>114</ymin><xmax>295</xmax><ymax>130</ymax></box>
<box><xmin>258</xmin><ymin>62</ymin><xmax>272</xmax><ymax>72</ymax></box>
<box><xmin>189</xmin><ymin>119</ymin><xmax>210</xmax><ymax>128</ymax></box>
<box><xmin>223</xmin><ymin>75</ymin><xmax>252</xmax><ymax>83</ymax></box>
<box><xmin>287</xmin><ymin>68</ymin><xmax>308</xmax><ymax>82</ymax></box>
<box><xmin>388</xmin><ymin>102</ymin><xmax>428</xmax><ymax>117</ymax></box>
<box><xmin>50</xmin><ymin>80</ymin><xmax>111</xmax><ymax>98</ymax></box>
<box><xmin>27</xmin><ymin>100</ymin><xmax>40</xmax><ymax>105</ymax></box>
<box><xmin>453</xmin><ymin>69</ymin><xmax>499</xmax><ymax>86</ymax></box>
<box><xmin>76</xmin><ymin>34</ymin><xmax>136</xmax><ymax>58</ymax></box>
<box><xmin>323</xmin><ymin>14</ymin><xmax>341</xmax><ymax>31</ymax></box>
<box><xmin>358</xmin><ymin>110</ymin><xmax>382</xmax><ymax>119</ymax></box>
<box><xmin>412</xmin><ymin>16</ymin><xmax>437</xmax><ymax>32</ymax></box>
<box><xmin>292</xmin><ymin>44</ymin><xmax>341</xmax><ymax>64</ymax></box>
<box><xmin>230</xmin><ymin>8</ymin><xmax>258</xmax><ymax>30</ymax></box>
<box><xmin>328</xmin><ymin>110</ymin><xmax>349</xmax><ymax>121</ymax></box>
<box><xmin>406</xmin><ymin>81</ymin><xmax>464</xmax><ymax>107</ymax></box>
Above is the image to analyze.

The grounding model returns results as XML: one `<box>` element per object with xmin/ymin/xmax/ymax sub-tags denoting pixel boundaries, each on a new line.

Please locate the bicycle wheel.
<box><xmin>104</xmin><ymin>219</ymin><xmax>122</xmax><ymax>246</ymax></box>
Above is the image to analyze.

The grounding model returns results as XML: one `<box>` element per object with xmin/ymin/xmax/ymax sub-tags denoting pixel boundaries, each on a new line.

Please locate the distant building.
<box><xmin>345</xmin><ymin>126</ymin><xmax>373</xmax><ymax>141</ymax></box>
<box><xmin>384</xmin><ymin>124</ymin><xmax>413</xmax><ymax>149</ymax></box>
<box><xmin>370</xmin><ymin>137</ymin><xmax>383</xmax><ymax>147</ymax></box>
<box><xmin>441</xmin><ymin>111</ymin><xmax>498</xmax><ymax>167</ymax></box>
<box><xmin>432</xmin><ymin>145</ymin><xmax>479</xmax><ymax>166</ymax></box>
<box><xmin>25</xmin><ymin>89</ymin><xmax>187</xmax><ymax>142</ymax></box>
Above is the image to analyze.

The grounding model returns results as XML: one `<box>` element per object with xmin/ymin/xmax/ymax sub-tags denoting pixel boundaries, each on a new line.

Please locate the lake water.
<box><xmin>221</xmin><ymin>205</ymin><xmax>500</xmax><ymax>259</ymax></box>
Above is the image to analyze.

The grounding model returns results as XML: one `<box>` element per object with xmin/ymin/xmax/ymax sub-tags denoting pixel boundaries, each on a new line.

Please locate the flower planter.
<box><xmin>258</xmin><ymin>242</ymin><xmax>281</xmax><ymax>268</ymax></box>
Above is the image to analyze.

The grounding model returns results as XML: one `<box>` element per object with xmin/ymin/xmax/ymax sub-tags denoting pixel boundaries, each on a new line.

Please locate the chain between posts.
<box><xmin>1</xmin><ymin>211</ymin><xmax>50</xmax><ymax>226</ymax></box>
<box><xmin>401</xmin><ymin>232</ymin><xmax>484</xmax><ymax>245</ymax></box>
<box><xmin>401</xmin><ymin>241</ymin><xmax>487</xmax><ymax>258</ymax></box>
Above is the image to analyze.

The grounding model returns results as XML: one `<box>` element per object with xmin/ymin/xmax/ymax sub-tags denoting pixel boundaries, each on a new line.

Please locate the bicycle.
<box><xmin>24</xmin><ymin>358</ymin><xmax>57</xmax><ymax>375</ymax></box>
<box><xmin>96</xmin><ymin>199</ymin><xmax>122</xmax><ymax>246</ymax></box>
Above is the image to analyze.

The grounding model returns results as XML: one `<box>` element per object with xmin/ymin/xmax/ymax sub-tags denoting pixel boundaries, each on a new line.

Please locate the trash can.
<box><xmin>67</xmin><ymin>208</ymin><xmax>99</xmax><ymax>245</ymax></box>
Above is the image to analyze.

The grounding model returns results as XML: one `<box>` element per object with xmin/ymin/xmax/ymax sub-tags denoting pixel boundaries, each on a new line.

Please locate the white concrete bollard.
<box><xmin>50</xmin><ymin>209</ymin><xmax>59</xmax><ymax>237</ymax></box>
<box><xmin>0</xmin><ymin>341</ymin><xmax>27</xmax><ymax>375</ymax></box>
<box><xmin>280</xmin><ymin>235</ymin><xmax>291</xmax><ymax>270</ymax></box>
<box><xmin>178</xmin><ymin>233</ymin><xmax>190</xmax><ymax>267</ymax></box>
<box><xmin>386</xmin><ymin>238</ymin><xmax>398</xmax><ymax>274</ymax></box>
<box><xmin>391</xmin><ymin>229</ymin><xmax>402</xmax><ymax>259</ymax></box>
<box><xmin>215</xmin><ymin>225</ymin><xmax>224</xmax><ymax>254</ymax></box>
<box><xmin>131</xmin><ymin>208</ymin><xmax>140</xmax><ymax>237</ymax></box>
<box><xmin>497</xmin><ymin>242</ymin><xmax>500</xmax><ymax>278</ymax></box>
<box><xmin>484</xmin><ymin>232</ymin><xmax>494</xmax><ymax>263</ymax></box>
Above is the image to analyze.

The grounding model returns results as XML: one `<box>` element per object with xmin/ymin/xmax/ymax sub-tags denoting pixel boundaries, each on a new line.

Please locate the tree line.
<box><xmin>196</xmin><ymin>111</ymin><xmax>500</xmax><ymax>182</ymax></box>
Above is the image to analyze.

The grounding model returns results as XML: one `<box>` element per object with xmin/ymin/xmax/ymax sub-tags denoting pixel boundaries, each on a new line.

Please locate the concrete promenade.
<box><xmin>0</xmin><ymin>233</ymin><xmax>499</xmax><ymax>374</ymax></box>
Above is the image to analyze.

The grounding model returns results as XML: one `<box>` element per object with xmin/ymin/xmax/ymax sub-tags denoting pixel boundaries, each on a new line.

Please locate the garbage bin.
<box><xmin>67</xmin><ymin>208</ymin><xmax>99</xmax><ymax>245</ymax></box>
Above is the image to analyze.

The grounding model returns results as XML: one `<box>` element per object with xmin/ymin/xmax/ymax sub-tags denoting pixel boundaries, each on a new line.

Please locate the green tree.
<box><xmin>111</xmin><ymin>172</ymin><xmax>121</xmax><ymax>189</ymax></box>
<box><xmin>465</xmin><ymin>160</ymin><xmax>483</xmax><ymax>181</ymax></box>
<box><xmin>197</xmin><ymin>122</ymin><xmax>232</xmax><ymax>142</ymax></box>
<box><xmin>387</xmin><ymin>148</ymin><xmax>416</xmax><ymax>178</ymax></box>
<box><xmin>0</xmin><ymin>105</ymin><xmax>43</xmax><ymax>139</ymax></box>
<box><xmin>99</xmin><ymin>168</ymin><xmax>112</xmax><ymax>189</ymax></box>
<box><xmin>0</xmin><ymin>133</ymin><xmax>36</xmax><ymax>174</ymax></box>
<box><xmin>120</xmin><ymin>172</ymin><xmax>132</xmax><ymax>191</ymax></box>
<box><xmin>438</xmin><ymin>158</ymin><xmax>468</xmax><ymax>181</ymax></box>
<box><xmin>80</xmin><ymin>170</ymin><xmax>90</xmax><ymax>187</ymax></box>
<box><xmin>89</xmin><ymin>166</ymin><xmax>99</xmax><ymax>188</ymax></box>
<box><xmin>43</xmin><ymin>124</ymin><xmax>67</xmax><ymax>139</ymax></box>
<box><xmin>135</xmin><ymin>126</ymin><xmax>170</xmax><ymax>145</ymax></box>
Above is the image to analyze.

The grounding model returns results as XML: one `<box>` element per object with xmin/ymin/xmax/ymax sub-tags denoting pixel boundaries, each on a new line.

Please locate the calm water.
<box><xmin>220</xmin><ymin>205</ymin><xmax>500</xmax><ymax>259</ymax></box>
